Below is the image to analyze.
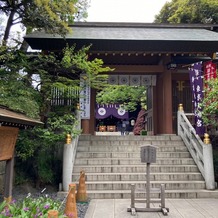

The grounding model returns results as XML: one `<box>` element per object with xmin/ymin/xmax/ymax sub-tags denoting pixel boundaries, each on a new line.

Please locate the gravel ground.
<box><xmin>1</xmin><ymin>184</ymin><xmax>90</xmax><ymax>218</ymax></box>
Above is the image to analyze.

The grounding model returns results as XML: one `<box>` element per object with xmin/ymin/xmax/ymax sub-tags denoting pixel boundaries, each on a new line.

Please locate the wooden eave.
<box><xmin>0</xmin><ymin>106</ymin><xmax>43</xmax><ymax>129</ymax></box>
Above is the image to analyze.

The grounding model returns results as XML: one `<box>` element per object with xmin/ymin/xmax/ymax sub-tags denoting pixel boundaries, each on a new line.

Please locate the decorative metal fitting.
<box><xmin>66</xmin><ymin>134</ymin><xmax>72</xmax><ymax>144</ymax></box>
<box><xmin>178</xmin><ymin>104</ymin><xmax>184</xmax><ymax>111</ymax></box>
<box><xmin>203</xmin><ymin>133</ymin><xmax>210</xmax><ymax>144</ymax></box>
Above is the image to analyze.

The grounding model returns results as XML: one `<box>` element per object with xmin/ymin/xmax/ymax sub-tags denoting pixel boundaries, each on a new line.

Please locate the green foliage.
<box><xmin>61</xmin><ymin>45</ymin><xmax>111</xmax><ymax>89</ymax></box>
<box><xmin>0</xmin><ymin>44</ymin><xmax>111</xmax><ymax>119</ymax></box>
<box><xmin>96</xmin><ymin>85</ymin><xmax>146</xmax><ymax>111</ymax></box>
<box><xmin>0</xmin><ymin>197</ymin><xmax>66</xmax><ymax>217</ymax></box>
<box><xmin>1</xmin><ymin>0</ymin><xmax>90</xmax><ymax>44</ymax></box>
<box><xmin>16</xmin><ymin>113</ymin><xmax>81</xmax><ymax>185</ymax></box>
<box><xmin>74</xmin><ymin>0</ymin><xmax>90</xmax><ymax>21</ymax></box>
<box><xmin>0</xmin><ymin>45</ymin><xmax>40</xmax><ymax>118</ymax></box>
<box><xmin>154</xmin><ymin>0</ymin><xmax>218</xmax><ymax>24</ymax></box>
<box><xmin>201</xmin><ymin>78</ymin><xmax>218</xmax><ymax>127</ymax></box>
<box><xmin>1</xmin><ymin>42</ymin><xmax>111</xmax><ymax>186</ymax></box>
<box><xmin>0</xmin><ymin>0</ymin><xmax>110</xmax><ymax>188</ymax></box>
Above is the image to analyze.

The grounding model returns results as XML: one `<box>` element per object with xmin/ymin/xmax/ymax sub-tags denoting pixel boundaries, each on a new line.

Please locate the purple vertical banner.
<box><xmin>189</xmin><ymin>62</ymin><xmax>205</xmax><ymax>135</ymax></box>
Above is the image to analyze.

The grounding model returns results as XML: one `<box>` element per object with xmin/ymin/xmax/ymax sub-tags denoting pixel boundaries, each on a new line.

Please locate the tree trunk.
<box><xmin>2</xmin><ymin>10</ymin><xmax>15</xmax><ymax>46</ymax></box>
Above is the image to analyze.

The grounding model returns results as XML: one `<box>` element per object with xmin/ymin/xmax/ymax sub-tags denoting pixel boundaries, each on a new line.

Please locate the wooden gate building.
<box><xmin>25</xmin><ymin>22</ymin><xmax>218</xmax><ymax>135</ymax></box>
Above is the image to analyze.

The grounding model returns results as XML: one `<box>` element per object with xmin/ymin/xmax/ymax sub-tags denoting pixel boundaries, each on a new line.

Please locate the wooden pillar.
<box><xmin>81</xmin><ymin>119</ymin><xmax>90</xmax><ymax>134</ymax></box>
<box><xmin>152</xmin><ymin>85</ymin><xmax>158</xmax><ymax>135</ymax></box>
<box><xmin>89</xmin><ymin>88</ymin><xmax>96</xmax><ymax>135</ymax></box>
<box><xmin>156</xmin><ymin>74</ymin><xmax>164</xmax><ymax>134</ymax></box>
<box><xmin>162</xmin><ymin>69</ymin><xmax>173</xmax><ymax>134</ymax></box>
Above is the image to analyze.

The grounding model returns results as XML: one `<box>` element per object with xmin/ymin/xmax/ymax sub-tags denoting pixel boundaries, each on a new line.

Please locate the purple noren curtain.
<box><xmin>96</xmin><ymin>104</ymin><xmax>129</xmax><ymax>119</ymax></box>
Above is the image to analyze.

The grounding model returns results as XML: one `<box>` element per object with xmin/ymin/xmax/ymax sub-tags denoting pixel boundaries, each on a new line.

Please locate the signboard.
<box><xmin>80</xmin><ymin>75</ymin><xmax>91</xmax><ymax>119</ymax></box>
<box><xmin>0</xmin><ymin>127</ymin><xmax>19</xmax><ymax>161</ymax></box>
<box><xmin>140</xmin><ymin>145</ymin><xmax>157</xmax><ymax>163</ymax></box>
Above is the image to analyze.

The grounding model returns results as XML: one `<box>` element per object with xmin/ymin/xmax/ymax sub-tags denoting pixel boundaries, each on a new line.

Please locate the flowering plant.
<box><xmin>0</xmin><ymin>196</ymin><xmax>67</xmax><ymax>217</ymax></box>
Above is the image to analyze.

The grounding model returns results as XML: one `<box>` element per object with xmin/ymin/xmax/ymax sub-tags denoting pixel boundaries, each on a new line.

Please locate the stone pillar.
<box><xmin>62</xmin><ymin>134</ymin><xmax>73</xmax><ymax>192</ymax></box>
<box><xmin>203</xmin><ymin>133</ymin><xmax>216</xmax><ymax>190</ymax></box>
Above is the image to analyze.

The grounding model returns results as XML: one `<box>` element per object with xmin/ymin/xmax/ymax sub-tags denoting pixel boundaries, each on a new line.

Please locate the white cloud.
<box><xmin>87</xmin><ymin>0</ymin><xmax>168</xmax><ymax>23</ymax></box>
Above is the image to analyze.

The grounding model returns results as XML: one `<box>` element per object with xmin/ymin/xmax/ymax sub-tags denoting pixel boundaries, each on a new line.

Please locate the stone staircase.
<box><xmin>72</xmin><ymin>134</ymin><xmax>216</xmax><ymax>199</ymax></box>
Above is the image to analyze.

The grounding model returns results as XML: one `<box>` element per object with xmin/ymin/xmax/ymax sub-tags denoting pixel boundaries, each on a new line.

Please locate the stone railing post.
<box><xmin>63</xmin><ymin>134</ymin><xmax>74</xmax><ymax>191</ymax></box>
<box><xmin>203</xmin><ymin>133</ymin><xmax>216</xmax><ymax>190</ymax></box>
<box><xmin>177</xmin><ymin>104</ymin><xmax>216</xmax><ymax>190</ymax></box>
<box><xmin>177</xmin><ymin>103</ymin><xmax>184</xmax><ymax>136</ymax></box>
<box><xmin>62</xmin><ymin>110</ymin><xmax>81</xmax><ymax>192</ymax></box>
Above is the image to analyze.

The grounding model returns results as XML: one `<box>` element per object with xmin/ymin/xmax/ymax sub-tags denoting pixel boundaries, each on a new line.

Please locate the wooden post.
<box><xmin>48</xmin><ymin>210</ymin><xmax>58</xmax><ymax>218</ymax></box>
<box><xmin>64</xmin><ymin>183</ymin><xmax>78</xmax><ymax>218</ymax></box>
<box><xmin>76</xmin><ymin>171</ymin><xmax>88</xmax><ymax>202</ymax></box>
<box><xmin>4</xmin><ymin>155</ymin><xmax>15</xmax><ymax>203</ymax></box>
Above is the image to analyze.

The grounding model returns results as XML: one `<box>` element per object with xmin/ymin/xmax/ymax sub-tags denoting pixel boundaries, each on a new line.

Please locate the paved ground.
<box><xmin>84</xmin><ymin>198</ymin><xmax>218</xmax><ymax>218</ymax></box>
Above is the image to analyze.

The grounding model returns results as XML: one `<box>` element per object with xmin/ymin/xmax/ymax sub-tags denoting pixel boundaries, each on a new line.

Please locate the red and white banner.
<box><xmin>204</xmin><ymin>61</ymin><xmax>217</xmax><ymax>81</ymax></box>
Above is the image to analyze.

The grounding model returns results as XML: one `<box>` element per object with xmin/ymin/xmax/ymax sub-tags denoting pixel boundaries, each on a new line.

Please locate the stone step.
<box><xmin>78</xmin><ymin>135</ymin><xmax>181</xmax><ymax>141</ymax></box>
<box><xmin>73</xmin><ymin>165</ymin><xmax>199</xmax><ymax>173</ymax></box>
<box><xmin>78</xmin><ymin>140</ymin><xmax>185</xmax><ymax>146</ymax></box>
<box><xmin>72</xmin><ymin>172</ymin><xmax>203</xmax><ymax>181</ymax></box>
<box><xmin>76</xmin><ymin>146</ymin><xmax>188</xmax><ymax>152</ymax></box>
<box><xmin>70</xmin><ymin>135</ymin><xmax>210</xmax><ymax>199</ymax></box>
<box><xmin>63</xmin><ymin>189</ymin><xmax>218</xmax><ymax>199</ymax></box>
<box><xmin>78</xmin><ymin>180</ymin><xmax>205</xmax><ymax>190</ymax></box>
<box><xmin>75</xmin><ymin>158</ymin><xmax>195</xmax><ymax>165</ymax></box>
<box><xmin>76</xmin><ymin>151</ymin><xmax>191</xmax><ymax>158</ymax></box>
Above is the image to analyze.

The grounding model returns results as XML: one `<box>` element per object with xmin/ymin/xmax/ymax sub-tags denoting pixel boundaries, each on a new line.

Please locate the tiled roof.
<box><xmin>25</xmin><ymin>22</ymin><xmax>218</xmax><ymax>41</ymax></box>
<box><xmin>0</xmin><ymin>106</ymin><xmax>43</xmax><ymax>128</ymax></box>
<box><xmin>24</xmin><ymin>22</ymin><xmax>218</xmax><ymax>52</ymax></box>
<box><xmin>31</xmin><ymin>27</ymin><xmax>217</xmax><ymax>41</ymax></box>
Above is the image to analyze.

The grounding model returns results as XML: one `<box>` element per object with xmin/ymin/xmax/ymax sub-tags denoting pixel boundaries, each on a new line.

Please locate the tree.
<box><xmin>0</xmin><ymin>0</ymin><xmax>90</xmax><ymax>45</ymax></box>
<box><xmin>0</xmin><ymin>43</ymin><xmax>111</xmax><ymax>186</ymax></box>
<box><xmin>96</xmin><ymin>85</ymin><xmax>146</xmax><ymax>112</ymax></box>
<box><xmin>0</xmin><ymin>0</ymin><xmax>113</xmax><ymax>186</ymax></box>
<box><xmin>154</xmin><ymin>0</ymin><xmax>218</xmax><ymax>24</ymax></box>
<box><xmin>0</xmin><ymin>45</ymin><xmax>40</xmax><ymax>117</ymax></box>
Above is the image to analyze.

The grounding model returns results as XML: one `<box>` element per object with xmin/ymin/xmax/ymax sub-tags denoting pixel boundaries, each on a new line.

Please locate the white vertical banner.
<box><xmin>80</xmin><ymin>74</ymin><xmax>91</xmax><ymax>119</ymax></box>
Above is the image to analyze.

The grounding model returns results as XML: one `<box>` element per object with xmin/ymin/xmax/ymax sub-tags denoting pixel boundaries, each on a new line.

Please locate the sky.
<box><xmin>86</xmin><ymin>0</ymin><xmax>169</xmax><ymax>23</ymax></box>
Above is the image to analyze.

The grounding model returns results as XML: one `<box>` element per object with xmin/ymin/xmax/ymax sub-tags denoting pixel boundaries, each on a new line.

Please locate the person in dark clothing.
<box><xmin>121</xmin><ymin>119</ymin><xmax>126</xmax><ymax>135</ymax></box>
<box><xmin>117</xmin><ymin>120</ymin><xmax>121</xmax><ymax>132</ymax></box>
<box><xmin>120</xmin><ymin>119</ymin><xmax>130</xmax><ymax>135</ymax></box>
